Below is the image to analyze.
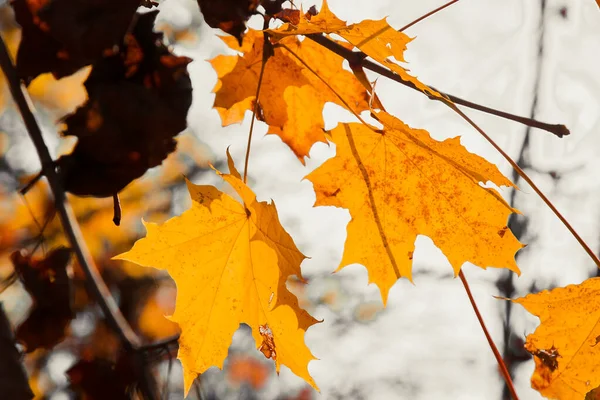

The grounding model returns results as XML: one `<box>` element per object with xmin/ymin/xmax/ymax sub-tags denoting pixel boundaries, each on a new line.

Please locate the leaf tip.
<box><xmin>225</xmin><ymin>147</ymin><xmax>242</xmax><ymax>179</ymax></box>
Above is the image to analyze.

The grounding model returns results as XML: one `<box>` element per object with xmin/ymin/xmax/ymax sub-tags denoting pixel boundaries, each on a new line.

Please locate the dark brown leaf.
<box><xmin>11</xmin><ymin>247</ymin><xmax>73</xmax><ymax>352</ymax></box>
<box><xmin>11</xmin><ymin>0</ymin><xmax>143</xmax><ymax>84</ymax></box>
<box><xmin>197</xmin><ymin>0</ymin><xmax>259</xmax><ymax>44</ymax></box>
<box><xmin>56</xmin><ymin>11</ymin><xmax>193</xmax><ymax>198</ymax></box>
<box><xmin>67</xmin><ymin>352</ymin><xmax>137</xmax><ymax>400</ymax></box>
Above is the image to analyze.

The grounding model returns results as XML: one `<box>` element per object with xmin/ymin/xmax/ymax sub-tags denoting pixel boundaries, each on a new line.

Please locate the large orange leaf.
<box><xmin>267</xmin><ymin>0</ymin><xmax>441</xmax><ymax>99</ymax></box>
<box><xmin>514</xmin><ymin>278</ymin><xmax>600</xmax><ymax>399</ymax></box>
<box><xmin>116</xmin><ymin>152</ymin><xmax>318</xmax><ymax>394</ymax></box>
<box><xmin>306</xmin><ymin>111</ymin><xmax>522</xmax><ymax>304</ymax></box>
<box><xmin>210</xmin><ymin>29</ymin><xmax>369</xmax><ymax>162</ymax></box>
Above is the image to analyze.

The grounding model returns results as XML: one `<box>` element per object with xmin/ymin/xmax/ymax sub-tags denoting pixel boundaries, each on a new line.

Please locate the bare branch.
<box><xmin>305</xmin><ymin>34</ymin><xmax>569</xmax><ymax>138</ymax></box>
<box><xmin>0</xmin><ymin>34</ymin><xmax>160</xmax><ymax>399</ymax></box>
<box><xmin>0</xmin><ymin>34</ymin><xmax>140</xmax><ymax>351</ymax></box>
<box><xmin>0</xmin><ymin>304</ymin><xmax>34</xmax><ymax>400</ymax></box>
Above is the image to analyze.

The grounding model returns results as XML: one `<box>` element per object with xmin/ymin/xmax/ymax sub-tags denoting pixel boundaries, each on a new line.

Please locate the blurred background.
<box><xmin>0</xmin><ymin>0</ymin><xmax>599</xmax><ymax>399</ymax></box>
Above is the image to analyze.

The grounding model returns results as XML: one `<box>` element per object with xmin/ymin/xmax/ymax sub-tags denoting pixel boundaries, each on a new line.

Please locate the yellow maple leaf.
<box><xmin>210</xmin><ymin>29</ymin><xmax>369</xmax><ymax>162</ymax></box>
<box><xmin>267</xmin><ymin>0</ymin><xmax>441</xmax><ymax>99</ymax></box>
<box><xmin>514</xmin><ymin>278</ymin><xmax>600</xmax><ymax>400</ymax></box>
<box><xmin>115</xmin><ymin>152</ymin><xmax>318</xmax><ymax>394</ymax></box>
<box><xmin>306</xmin><ymin>111</ymin><xmax>523</xmax><ymax>304</ymax></box>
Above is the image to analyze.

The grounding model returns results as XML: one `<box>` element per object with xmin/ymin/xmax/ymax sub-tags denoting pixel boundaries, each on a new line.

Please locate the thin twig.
<box><xmin>0</xmin><ymin>34</ymin><xmax>141</xmax><ymax>351</ymax></box>
<box><xmin>305</xmin><ymin>34</ymin><xmax>569</xmax><ymax>138</ymax></box>
<box><xmin>139</xmin><ymin>333</ymin><xmax>180</xmax><ymax>352</ymax></box>
<box><xmin>162</xmin><ymin>353</ymin><xmax>173</xmax><ymax>399</ymax></box>
<box><xmin>0</xmin><ymin>272</ymin><xmax>17</xmax><ymax>294</ymax></box>
<box><xmin>243</xmin><ymin>20</ymin><xmax>271</xmax><ymax>184</ymax></box>
<box><xmin>0</xmin><ymin>34</ymin><xmax>158</xmax><ymax>399</ymax></box>
<box><xmin>499</xmin><ymin>2</ymin><xmax>547</xmax><ymax>395</ymax></box>
<box><xmin>459</xmin><ymin>270</ymin><xmax>519</xmax><ymax>400</ymax></box>
<box><xmin>432</xmin><ymin>88</ymin><xmax>569</xmax><ymax>138</ymax></box>
<box><xmin>448</xmin><ymin>104</ymin><xmax>600</xmax><ymax>269</ymax></box>
<box><xmin>398</xmin><ymin>0</ymin><xmax>461</xmax><ymax>32</ymax></box>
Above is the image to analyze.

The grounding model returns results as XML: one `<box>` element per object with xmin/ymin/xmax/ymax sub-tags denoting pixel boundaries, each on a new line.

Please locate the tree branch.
<box><xmin>0</xmin><ymin>35</ymin><xmax>159</xmax><ymax>399</ymax></box>
<box><xmin>0</xmin><ymin>35</ymin><xmax>141</xmax><ymax>352</ymax></box>
<box><xmin>306</xmin><ymin>34</ymin><xmax>569</xmax><ymax>138</ymax></box>
<box><xmin>0</xmin><ymin>304</ymin><xmax>34</xmax><ymax>400</ymax></box>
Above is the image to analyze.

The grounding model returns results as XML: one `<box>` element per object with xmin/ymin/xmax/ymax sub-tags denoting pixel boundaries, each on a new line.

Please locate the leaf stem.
<box><xmin>449</xmin><ymin>104</ymin><xmax>600</xmax><ymax>269</ymax></box>
<box><xmin>0</xmin><ymin>35</ymin><xmax>140</xmax><ymax>350</ymax></box>
<box><xmin>305</xmin><ymin>34</ymin><xmax>569</xmax><ymax>138</ymax></box>
<box><xmin>398</xmin><ymin>0</ymin><xmax>461</xmax><ymax>32</ymax></box>
<box><xmin>0</xmin><ymin>34</ymin><xmax>159</xmax><ymax>399</ymax></box>
<box><xmin>243</xmin><ymin>21</ymin><xmax>271</xmax><ymax>184</ymax></box>
<box><xmin>459</xmin><ymin>270</ymin><xmax>519</xmax><ymax>400</ymax></box>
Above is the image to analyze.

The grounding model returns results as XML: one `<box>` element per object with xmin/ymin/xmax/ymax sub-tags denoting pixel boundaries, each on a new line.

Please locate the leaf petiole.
<box><xmin>243</xmin><ymin>20</ymin><xmax>273</xmax><ymax>184</ymax></box>
<box><xmin>398</xmin><ymin>0</ymin><xmax>462</xmax><ymax>33</ymax></box>
<box><xmin>459</xmin><ymin>270</ymin><xmax>520</xmax><ymax>400</ymax></box>
<box><xmin>449</xmin><ymin>104</ymin><xmax>600</xmax><ymax>269</ymax></box>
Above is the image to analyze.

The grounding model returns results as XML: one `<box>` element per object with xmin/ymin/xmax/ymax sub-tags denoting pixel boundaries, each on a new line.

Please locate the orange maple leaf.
<box><xmin>514</xmin><ymin>278</ymin><xmax>600</xmax><ymax>400</ymax></box>
<box><xmin>306</xmin><ymin>111</ymin><xmax>523</xmax><ymax>304</ymax></box>
<box><xmin>210</xmin><ymin>29</ymin><xmax>369</xmax><ymax>162</ymax></box>
<box><xmin>115</xmin><ymin>151</ymin><xmax>318</xmax><ymax>394</ymax></box>
<box><xmin>267</xmin><ymin>0</ymin><xmax>441</xmax><ymax>99</ymax></box>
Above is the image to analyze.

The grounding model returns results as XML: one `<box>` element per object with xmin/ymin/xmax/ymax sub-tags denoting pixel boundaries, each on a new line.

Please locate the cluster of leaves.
<box><xmin>120</xmin><ymin>1</ymin><xmax>600</xmax><ymax>399</ymax></box>
<box><xmin>0</xmin><ymin>0</ymin><xmax>203</xmax><ymax>397</ymax></box>
<box><xmin>123</xmin><ymin>0</ymin><xmax>525</xmax><ymax>395</ymax></box>
<box><xmin>1</xmin><ymin>0</ymin><xmax>599</xmax><ymax>399</ymax></box>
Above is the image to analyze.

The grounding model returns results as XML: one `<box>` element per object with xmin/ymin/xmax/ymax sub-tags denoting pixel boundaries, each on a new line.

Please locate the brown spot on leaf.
<box><xmin>532</xmin><ymin>346</ymin><xmax>560</xmax><ymax>372</ymax></box>
<box><xmin>258</xmin><ymin>324</ymin><xmax>277</xmax><ymax>361</ymax></box>
<box><xmin>498</xmin><ymin>226</ymin><xmax>508</xmax><ymax>238</ymax></box>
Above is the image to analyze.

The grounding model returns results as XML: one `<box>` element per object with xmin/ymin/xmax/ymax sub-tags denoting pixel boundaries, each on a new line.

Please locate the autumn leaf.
<box><xmin>227</xmin><ymin>355</ymin><xmax>270</xmax><ymax>389</ymax></box>
<box><xmin>116</xmin><ymin>152</ymin><xmax>318</xmax><ymax>394</ymax></box>
<box><xmin>306</xmin><ymin>111</ymin><xmax>522</xmax><ymax>304</ymax></box>
<box><xmin>12</xmin><ymin>247</ymin><xmax>74</xmax><ymax>352</ymax></box>
<box><xmin>267</xmin><ymin>0</ymin><xmax>441</xmax><ymax>99</ymax></box>
<box><xmin>11</xmin><ymin>0</ymin><xmax>144</xmax><ymax>83</ymax></box>
<box><xmin>196</xmin><ymin>0</ymin><xmax>259</xmax><ymax>44</ymax></box>
<box><xmin>210</xmin><ymin>29</ymin><xmax>369</xmax><ymax>162</ymax></box>
<box><xmin>67</xmin><ymin>352</ymin><xmax>138</xmax><ymax>400</ymax></box>
<box><xmin>58</xmin><ymin>11</ymin><xmax>192</xmax><ymax>198</ymax></box>
<box><xmin>514</xmin><ymin>278</ymin><xmax>600</xmax><ymax>400</ymax></box>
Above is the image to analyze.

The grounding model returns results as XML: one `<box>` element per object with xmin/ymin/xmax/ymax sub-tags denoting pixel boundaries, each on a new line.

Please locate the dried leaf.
<box><xmin>67</xmin><ymin>352</ymin><xmax>137</xmax><ymax>400</ymax></box>
<box><xmin>196</xmin><ymin>0</ymin><xmax>259</xmax><ymax>44</ymax></box>
<box><xmin>57</xmin><ymin>11</ymin><xmax>193</xmax><ymax>197</ymax></box>
<box><xmin>12</xmin><ymin>247</ymin><xmax>73</xmax><ymax>352</ymax></box>
<box><xmin>11</xmin><ymin>0</ymin><xmax>142</xmax><ymax>83</ymax></box>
